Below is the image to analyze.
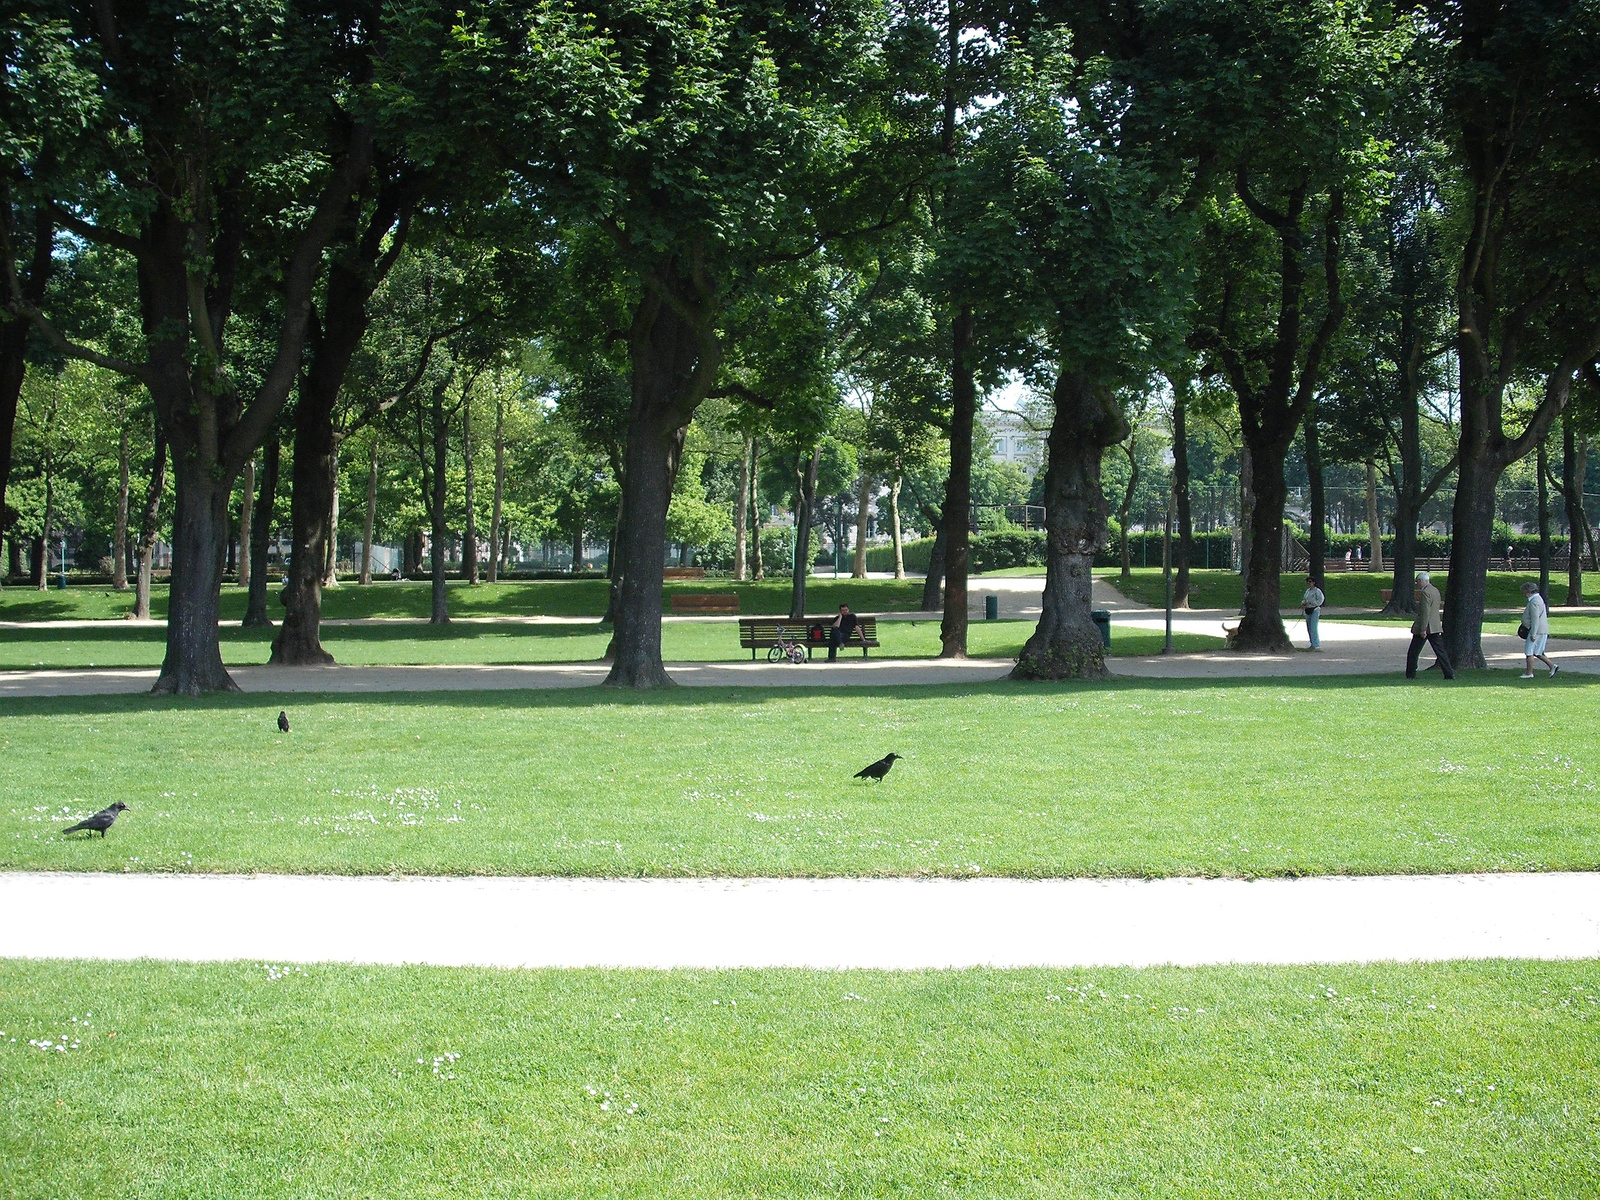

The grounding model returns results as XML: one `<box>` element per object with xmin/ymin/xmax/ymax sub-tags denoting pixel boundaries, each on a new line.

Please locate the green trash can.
<box><xmin>984</xmin><ymin>594</ymin><xmax>999</xmax><ymax>621</ymax></box>
<box><xmin>1091</xmin><ymin>609</ymin><xmax>1111</xmax><ymax>649</ymax></box>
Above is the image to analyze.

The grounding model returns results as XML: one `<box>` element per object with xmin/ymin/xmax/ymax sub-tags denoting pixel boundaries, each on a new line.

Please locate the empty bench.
<box><xmin>738</xmin><ymin>616</ymin><xmax>880</xmax><ymax>660</ymax></box>
<box><xmin>670</xmin><ymin>593</ymin><xmax>741</xmax><ymax>615</ymax></box>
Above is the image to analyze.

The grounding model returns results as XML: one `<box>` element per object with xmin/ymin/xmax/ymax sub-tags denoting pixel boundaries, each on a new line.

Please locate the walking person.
<box><xmin>1518</xmin><ymin>581</ymin><xmax>1559</xmax><ymax>679</ymax></box>
<box><xmin>1301</xmin><ymin>574</ymin><xmax>1325</xmax><ymax>650</ymax></box>
<box><xmin>1405</xmin><ymin>571</ymin><xmax>1455</xmax><ymax>679</ymax></box>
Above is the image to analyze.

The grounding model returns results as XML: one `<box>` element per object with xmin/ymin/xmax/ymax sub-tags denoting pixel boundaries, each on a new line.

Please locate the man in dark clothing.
<box><xmin>828</xmin><ymin>604</ymin><xmax>859</xmax><ymax>662</ymax></box>
<box><xmin>1405</xmin><ymin>571</ymin><xmax>1455</xmax><ymax>679</ymax></box>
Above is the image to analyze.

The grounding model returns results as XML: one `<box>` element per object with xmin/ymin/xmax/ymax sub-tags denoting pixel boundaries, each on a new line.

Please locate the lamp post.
<box><xmin>59</xmin><ymin>534</ymin><xmax>68</xmax><ymax>590</ymax></box>
<box><xmin>1162</xmin><ymin>487</ymin><xmax>1173</xmax><ymax>653</ymax></box>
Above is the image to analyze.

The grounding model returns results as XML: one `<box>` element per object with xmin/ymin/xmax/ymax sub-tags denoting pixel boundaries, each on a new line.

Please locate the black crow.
<box><xmin>278</xmin><ymin>710</ymin><xmax>291</xmax><ymax>733</ymax></box>
<box><xmin>62</xmin><ymin>802</ymin><xmax>129</xmax><ymax>838</ymax></box>
<box><xmin>854</xmin><ymin>753</ymin><xmax>902</xmax><ymax>781</ymax></box>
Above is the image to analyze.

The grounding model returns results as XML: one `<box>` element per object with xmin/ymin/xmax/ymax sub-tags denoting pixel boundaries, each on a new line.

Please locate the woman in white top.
<box><xmin>1519</xmin><ymin>581</ymin><xmax>1557</xmax><ymax>679</ymax></box>
<box><xmin>1301</xmin><ymin>575</ymin><xmax>1325</xmax><ymax>650</ymax></box>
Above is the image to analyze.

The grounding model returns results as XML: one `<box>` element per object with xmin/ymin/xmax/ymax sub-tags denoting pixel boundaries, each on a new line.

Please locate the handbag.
<box><xmin>1516</xmin><ymin>622</ymin><xmax>1530</xmax><ymax>640</ymax></box>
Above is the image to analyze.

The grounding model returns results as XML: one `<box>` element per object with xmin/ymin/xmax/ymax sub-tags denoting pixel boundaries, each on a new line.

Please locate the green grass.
<box><xmin>0</xmin><ymin>619</ymin><xmax>1220</xmax><ymax>670</ymax></box>
<box><xmin>0</xmin><ymin>578</ymin><xmax>929</xmax><ymax>622</ymax></box>
<box><xmin>4</xmin><ymin>676</ymin><xmax>1596</xmax><ymax>878</ymax></box>
<box><xmin>3</xmin><ymin>958</ymin><xmax>1597</xmax><ymax>1198</ymax></box>
<box><xmin>1107</xmin><ymin>569</ymin><xmax>1547</xmax><ymax>611</ymax></box>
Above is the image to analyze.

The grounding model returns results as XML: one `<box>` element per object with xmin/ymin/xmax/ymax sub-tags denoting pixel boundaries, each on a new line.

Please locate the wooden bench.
<box><xmin>670</xmin><ymin>593</ymin><xmax>740</xmax><ymax>615</ymax></box>
<box><xmin>738</xmin><ymin>616</ymin><xmax>881</xmax><ymax>660</ymax></box>
<box><xmin>663</xmin><ymin>566</ymin><xmax>706</xmax><ymax>580</ymax></box>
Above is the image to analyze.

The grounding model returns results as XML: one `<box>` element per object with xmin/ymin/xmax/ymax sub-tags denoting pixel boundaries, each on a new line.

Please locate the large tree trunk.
<box><xmin>1237</xmin><ymin>439</ymin><xmax>1253</xmax><ymax>607</ymax></box>
<box><xmin>1562</xmin><ymin>422</ymin><xmax>1586</xmax><ymax>605</ymax></box>
<box><xmin>487</xmin><ymin>400</ymin><xmax>505</xmax><ymax>584</ymax></box>
<box><xmin>154</xmin><ymin>449</ymin><xmax>238</xmax><ymax>695</ymax></box>
<box><xmin>360</xmin><ymin>441</ymin><xmax>378</xmax><ymax>585</ymax></box>
<box><xmin>112</xmin><ymin>427</ymin><xmax>131</xmax><ymax>591</ymax></box>
<box><xmin>1171</xmin><ymin>379</ymin><xmax>1192</xmax><ymax>607</ymax></box>
<box><xmin>1235</xmin><ymin>429</ymin><xmax>1292</xmax><ymax>651</ymax></box>
<box><xmin>751</xmin><ymin>441</ymin><xmax>765</xmax><ymax>581</ymax></box>
<box><xmin>1014</xmin><ymin>371</ymin><xmax>1128</xmax><ymax>680</ymax></box>
<box><xmin>133</xmin><ymin>428</ymin><xmax>168</xmax><ymax>622</ymax></box>
<box><xmin>0</xmin><ymin>203</ymin><xmax>54</xmax><ymax>557</ymax></box>
<box><xmin>603</xmin><ymin>287</ymin><xmax>713</xmax><ymax>688</ymax></box>
<box><xmin>243</xmin><ymin>438</ymin><xmax>279</xmax><ymax>627</ymax></box>
<box><xmin>787</xmin><ymin>444</ymin><xmax>822</xmax><ymax>621</ymax></box>
<box><xmin>1442</xmin><ymin>447</ymin><xmax>1500</xmax><ymax>670</ymax></box>
<box><xmin>852</xmin><ymin>470</ymin><xmax>870</xmax><ymax>577</ymax></box>
<box><xmin>1366</xmin><ymin>460</ymin><xmax>1383</xmax><ymax>570</ymax></box>
<box><xmin>572</xmin><ymin>526</ymin><xmax>585</xmax><ymax>573</ymax></box>
<box><xmin>1304</xmin><ymin>405</ymin><xmax>1326</xmax><ymax>585</ymax></box>
<box><xmin>1537</xmin><ymin>434</ymin><xmax>1551</xmax><ymax>602</ymax></box>
<box><xmin>323</xmin><ymin>445</ymin><xmax>341</xmax><ymax>588</ymax></box>
<box><xmin>429</xmin><ymin>383</ymin><xmax>451</xmax><ymax>625</ymax></box>
<box><xmin>921</xmin><ymin>515</ymin><xmax>945</xmax><ymax>611</ymax></box>
<box><xmin>462</xmin><ymin>400</ymin><xmax>479</xmax><ymax>584</ymax></box>
<box><xmin>889</xmin><ymin>474</ymin><xmax>905</xmax><ymax>580</ymax></box>
<box><xmin>271</xmin><ymin>376</ymin><xmax>340</xmax><ymax>664</ymax></box>
<box><xmin>29</xmin><ymin>535</ymin><xmax>44</xmax><ymax>588</ymax></box>
<box><xmin>940</xmin><ymin>304</ymin><xmax>976</xmax><ymax>657</ymax></box>
<box><xmin>734</xmin><ymin>434</ymin><xmax>751</xmax><ymax>581</ymax></box>
<box><xmin>236</xmin><ymin>458</ymin><xmax>254</xmax><ymax>595</ymax></box>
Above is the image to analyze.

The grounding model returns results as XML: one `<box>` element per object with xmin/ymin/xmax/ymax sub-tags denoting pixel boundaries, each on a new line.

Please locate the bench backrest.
<box><xmin>738</xmin><ymin>616</ymin><xmax>878</xmax><ymax>644</ymax></box>
<box><xmin>671</xmin><ymin>593</ymin><xmax>739</xmax><ymax>613</ymax></box>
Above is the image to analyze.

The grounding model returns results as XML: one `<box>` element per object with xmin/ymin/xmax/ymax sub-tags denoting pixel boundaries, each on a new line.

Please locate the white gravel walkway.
<box><xmin>4</xmin><ymin>871</ymin><xmax>1597</xmax><ymax>969</ymax></box>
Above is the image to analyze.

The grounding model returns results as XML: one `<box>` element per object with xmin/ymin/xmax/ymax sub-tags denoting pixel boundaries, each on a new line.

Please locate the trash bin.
<box><xmin>1091</xmin><ymin>609</ymin><xmax>1111</xmax><ymax>649</ymax></box>
<box><xmin>984</xmin><ymin>594</ymin><xmax>999</xmax><ymax>621</ymax></box>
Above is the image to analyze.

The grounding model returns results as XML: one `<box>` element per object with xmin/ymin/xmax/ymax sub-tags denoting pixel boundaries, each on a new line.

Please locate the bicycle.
<box><xmin>766</xmin><ymin>625</ymin><xmax>809</xmax><ymax>664</ymax></box>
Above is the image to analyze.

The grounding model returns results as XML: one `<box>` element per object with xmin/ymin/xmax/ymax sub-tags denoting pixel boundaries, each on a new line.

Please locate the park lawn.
<box><xmin>0</xmin><ymin>577</ymin><xmax>929</xmax><ymax>623</ymax></box>
<box><xmin>0</xmin><ymin>619</ymin><xmax>1221</xmax><ymax>670</ymax></box>
<box><xmin>1106</xmin><ymin>569</ymin><xmax>1545</xmax><ymax>611</ymax></box>
<box><xmin>3</xmin><ymin>959</ymin><xmax>1597</xmax><ymax>1199</ymax></box>
<box><xmin>3</xmin><ymin>675</ymin><xmax>1596</xmax><ymax>878</ymax></box>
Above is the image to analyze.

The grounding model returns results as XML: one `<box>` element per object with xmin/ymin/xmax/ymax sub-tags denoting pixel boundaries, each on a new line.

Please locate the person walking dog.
<box><xmin>1405</xmin><ymin>571</ymin><xmax>1455</xmax><ymax>679</ymax></box>
<box><xmin>1301</xmin><ymin>575</ymin><xmax>1325</xmax><ymax>650</ymax></box>
<box><xmin>1518</xmin><ymin>581</ymin><xmax>1558</xmax><ymax>679</ymax></box>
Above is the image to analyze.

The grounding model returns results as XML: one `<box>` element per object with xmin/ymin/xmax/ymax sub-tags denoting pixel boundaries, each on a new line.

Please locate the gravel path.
<box><xmin>5</xmin><ymin>870</ymin><xmax>1597</xmax><ymax>968</ymax></box>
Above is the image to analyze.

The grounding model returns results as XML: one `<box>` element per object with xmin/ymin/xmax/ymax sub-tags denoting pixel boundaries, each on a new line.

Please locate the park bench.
<box><xmin>670</xmin><ymin>593</ymin><xmax>741</xmax><ymax>615</ymax></box>
<box><xmin>663</xmin><ymin>566</ymin><xmax>706</xmax><ymax>580</ymax></box>
<box><xmin>738</xmin><ymin>616</ymin><xmax>880</xmax><ymax>660</ymax></box>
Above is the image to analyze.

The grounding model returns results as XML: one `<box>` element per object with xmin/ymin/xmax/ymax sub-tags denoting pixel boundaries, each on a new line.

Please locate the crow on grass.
<box><xmin>278</xmin><ymin>710</ymin><xmax>291</xmax><ymax>733</ymax></box>
<box><xmin>854</xmin><ymin>753</ymin><xmax>902</xmax><ymax>781</ymax></box>
<box><xmin>62</xmin><ymin>802</ymin><xmax>129</xmax><ymax>838</ymax></box>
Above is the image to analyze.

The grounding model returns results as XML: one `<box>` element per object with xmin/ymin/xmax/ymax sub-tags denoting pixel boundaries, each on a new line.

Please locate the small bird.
<box><xmin>278</xmin><ymin>710</ymin><xmax>291</xmax><ymax>733</ymax></box>
<box><xmin>854</xmin><ymin>753</ymin><xmax>902</xmax><ymax>781</ymax></box>
<box><xmin>62</xmin><ymin>802</ymin><xmax>129</xmax><ymax>838</ymax></box>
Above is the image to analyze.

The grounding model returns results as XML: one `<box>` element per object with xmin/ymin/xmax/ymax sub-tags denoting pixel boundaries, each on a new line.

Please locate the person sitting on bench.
<box><xmin>829</xmin><ymin>604</ymin><xmax>859</xmax><ymax>662</ymax></box>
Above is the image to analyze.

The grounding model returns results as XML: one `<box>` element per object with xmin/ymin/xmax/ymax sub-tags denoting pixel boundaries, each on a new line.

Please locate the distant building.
<box><xmin>983</xmin><ymin>409</ymin><xmax>1045</xmax><ymax>476</ymax></box>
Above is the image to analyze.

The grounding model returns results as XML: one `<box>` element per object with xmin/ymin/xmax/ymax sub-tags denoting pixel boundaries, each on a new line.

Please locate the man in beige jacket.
<box><xmin>1405</xmin><ymin>571</ymin><xmax>1455</xmax><ymax>679</ymax></box>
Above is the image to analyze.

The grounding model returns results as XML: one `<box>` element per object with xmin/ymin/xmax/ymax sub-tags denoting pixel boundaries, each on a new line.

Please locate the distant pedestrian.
<box><xmin>1344</xmin><ymin>549</ymin><xmax>1352</xmax><ymax>568</ymax></box>
<box><xmin>1301</xmin><ymin>575</ymin><xmax>1325</xmax><ymax>650</ymax></box>
<box><xmin>1405</xmin><ymin>571</ymin><xmax>1455</xmax><ymax>679</ymax></box>
<box><xmin>1518</xmin><ymin>581</ymin><xmax>1558</xmax><ymax>679</ymax></box>
<box><xmin>1506</xmin><ymin>543</ymin><xmax>1515</xmax><ymax>570</ymax></box>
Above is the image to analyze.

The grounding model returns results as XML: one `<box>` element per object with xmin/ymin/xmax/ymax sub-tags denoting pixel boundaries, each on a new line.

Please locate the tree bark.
<box><xmin>1237</xmin><ymin>442</ymin><xmax>1291</xmax><ymax>650</ymax></box>
<box><xmin>243</xmin><ymin>438</ymin><xmax>279</xmax><ymax>627</ymax></box>
<box><xmin>271</xmin><ymin>369</ymin><xmax>340</xmax><ymax>663</ymax></box>
<box><xmin>890</xmin><ymin>474</ymin><xmax>905</xmax><ymax>579</ymax></box>
<box><xmin>323</xmin><ymin>444</ymin><xmax>340</xmax><ymax>588</ymax></box>
<box><xmin>1537</xmin><ymin>433</ymin><xmax>1551</xmax><ymax>602</ymax></box>
<box><xmin>1562</xmin><ymin>422</ymin><xmax>1586</xmax><ymax>605</ymax></box>
<box><xmin>154</xmin><ymin>447</ymin><xmax>237</xmax><ymax>694</ymax></box>
<box><xmin>572</xmin><ymin>525</ymin><xmax>585</xmax><ymax>573</ymax></box>
<box><xmin>940</xmin><ymin>304</ymin><xmax>976</xmax><ymax>657</ymax></box>
<box><xmin>1117</xmin><ymin>434</ymin><xmax>1138</xmax><ymax>580</ymax></box>
<box><xmin>133</xmin><ymin>427</ymin><xmax>168</xmax><ymax>621</ymax></box>
<box><xmin>1304</xmin><ymin>405</ymin><xmax>1326</xmax><ymax>585</ymax></box>
<box><xmin>734</xmin><ymin>434</ymin><xmax>751</xmax><ymax>581</ymax></box>
<box><xmin>1237</xmin><ymin>438</ymin><xmax>1253</xmax><ymax>606</ymax></box>
<box><xmin>360</xmin><ymin>441</ymin><xmax>378</xmax><ymax>585</ymax></box>
<box><xmin>0</xmin><ymin>201</ymin><xmax>54</xmax><ymax>556</ymax></box>
<box><xmin>236</xmin><ymin>458</ymin><xmax>254</xmax><ymax>594</ymax></box>
<box><xmin>1170</xmin><ymin>377</ymin><xmax>1192</xmax><ymax>607</ymax></box>
<box><xmin>787</xmin><ymin>443</ymin><xmax>822</xmax><ymax>621</ymax></box>
<box><xmin>462</xmin><ymin>399</ymin><xmax>479</xmax><ymax>584</ymax></box>
<box><xmin>1013</xmin><ymin>370</ymin><xmax>1128</xmax><ymax>680</ymax></box>
<box><xmin>112</xmin><ymin>426</ymin><xmax>131</xmax><ymax>590</ymax></box>
<box><xmin>37</xmin><ymin>469</ymin><xmax>54</xmax><ymax>590</ymax></box>
<box><xmin>428</xmin><ymin>380</ymin><xmax>451</xmax><ymax>625</ymax></box>
<box><xmin>751</xmin><ymin>440</ymin><xmax>765</xmax><ymax>581</ymax></box>
<box><xmin>1366</xmin><ymin>460</ymin><xmax>1384</xmax><ymax>570</ymax></box>
<box><xmin>487</xmin><ymin>397</ymin><xmax>505</xmax><ymax>584</ymax></box>
<box><xmin>852</xmin><ymin>470</ymin><xmax>870</xmax><ymax>577</ymax></box>
<box><xmin>921</xmin><ymin>514</ymin><xmax>945</xmax><ymax>611</ymax></box>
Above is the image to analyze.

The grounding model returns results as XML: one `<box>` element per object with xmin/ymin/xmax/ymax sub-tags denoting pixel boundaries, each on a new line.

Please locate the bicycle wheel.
<box><xmin>787</xmin><ymin>645</ymin><xmax>807</xmax><ymax>665</ymax></box>
<box><xmin>767</xmin><ymin>644</ymin><xmax>787</xmax><ymax>663</ymax></box>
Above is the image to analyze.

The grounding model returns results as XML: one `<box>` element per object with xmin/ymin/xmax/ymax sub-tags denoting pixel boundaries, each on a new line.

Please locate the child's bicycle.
<box><xmin>767</xmin><ymin>625</ymin><xmax>809</xmax><ymax>664</ymax></box>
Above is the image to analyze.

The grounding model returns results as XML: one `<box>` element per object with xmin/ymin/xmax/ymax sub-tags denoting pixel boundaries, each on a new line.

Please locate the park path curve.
<box><xmin>4</xmin><ymin>870</ymin><xmax>1598</xmax><ymax>969</ymax></box>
